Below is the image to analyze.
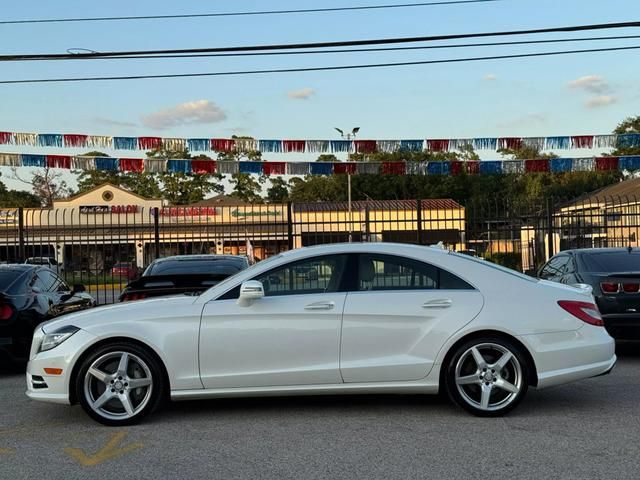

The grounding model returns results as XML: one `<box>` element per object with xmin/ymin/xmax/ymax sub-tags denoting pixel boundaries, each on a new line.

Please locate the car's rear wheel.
<box><xmin>76</xmin><ymin>342</ymin><xmax>164</xmax><ymax>426</ymax></box>
<box><xmin>444</xmin><ymin>337</ymin><xmax>529</xmax><ymax>417</ymax></box>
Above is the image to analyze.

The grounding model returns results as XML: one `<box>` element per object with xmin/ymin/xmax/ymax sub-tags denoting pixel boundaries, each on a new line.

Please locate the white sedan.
<box><xmin>26</xmin><ymin>243</ymin><xmax>616</xmax><ymax>425</ymax></box>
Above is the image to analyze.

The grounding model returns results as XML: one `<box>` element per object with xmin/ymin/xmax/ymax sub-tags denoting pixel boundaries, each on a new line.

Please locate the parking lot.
<box><xmin>0</xmin><ymin>345</ymin><xmax>637</xmax><ymax>480</ymax></box>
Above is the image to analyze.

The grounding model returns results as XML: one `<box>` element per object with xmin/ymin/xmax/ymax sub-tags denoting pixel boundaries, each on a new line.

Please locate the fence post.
<box><xmin>365</xmin><ymin>202</ymin><xmax>370</xmax><ymax>242</ymax></box>
<box><xmin>287</xmin><ymin>202</ymin><xmax>294</xmax><ymax>250</ymax></box>
<box><xmin>153</xmin><ymin>207</ymin><xmax>160</xmax><ymax>259</ymax></box>
<box><xmin>18</xmin><ymin>207</ymin><xmax>25</xmax><ymax>262</ymax></box>
<box><xmin>416</xmin><ymin>198</ymin><xmax>423</xmax><ymax>245</ymax></box>
<box><xmin>546</xmin><ymin>197</ymin><xmax>554</xmax><ymax>259</ymax></box>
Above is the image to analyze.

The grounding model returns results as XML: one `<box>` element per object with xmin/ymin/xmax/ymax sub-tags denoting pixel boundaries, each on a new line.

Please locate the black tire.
<box><xmin>444</xmin><ymin>336</ymin><xmax>530</xmax><ymax>417</ymax></box>
<box><xmin>75</xmin><ymin>342</ymin><xmax>165</xmax><ymax>426</ymax></box>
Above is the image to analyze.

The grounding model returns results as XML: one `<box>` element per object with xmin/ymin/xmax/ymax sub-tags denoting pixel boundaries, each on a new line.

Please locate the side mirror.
<box><xmin>72</xmin><ymin>284</ymin><xmax>86</xmax><ymax>293</ymax></box>
<box><xmin>237</xmin><ymin>280</ymin><xmax>265</xmax><ymax>307</ymax></box>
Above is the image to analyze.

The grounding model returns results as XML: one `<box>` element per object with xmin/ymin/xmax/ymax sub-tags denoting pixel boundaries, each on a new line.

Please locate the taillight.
<box><xmin>622</xmin><ymin>283</ymin><xmax>640</xmax><ymax>293</ymax></box>
<box><xmin>600</xmin><ymin>282</ymin><xmax>619</xmax><ymax>294</ymax></box>
<box><xmin>0</xmin><ymin>304</ymin><xmax>14</xmax><ymax>321</ymax></box>
<box><xmin>123</xmin><ymin>293</ymin><xmax>146</xmax><ymax>301</ymax></box>
<box><xmin>558</xmin><ymin>300</ymin><xmax>605</xmax><ymax>327</ymax></box>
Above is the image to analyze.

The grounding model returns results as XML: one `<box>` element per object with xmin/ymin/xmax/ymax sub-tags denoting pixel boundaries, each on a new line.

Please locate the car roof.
<box><xmin>151</xmin><ymin>255</ymin><xmax>247</xmax><ymax>264</ymax></box>
<box><xmin>0</xmin><ymin>264</ymin><xmax>38</xmax><ymax>272</ymax></box>
<box><xmin>561</xmin><ymin>248</ymin><xmax>639</xmax><ymax>256</ymax></box>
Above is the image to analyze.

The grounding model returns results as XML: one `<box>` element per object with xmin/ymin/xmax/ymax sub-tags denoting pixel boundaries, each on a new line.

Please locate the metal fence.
<box><xmin>1</xmin><ymin>195</ymin><xmax>638</xmax><ymax>304</ymax></box>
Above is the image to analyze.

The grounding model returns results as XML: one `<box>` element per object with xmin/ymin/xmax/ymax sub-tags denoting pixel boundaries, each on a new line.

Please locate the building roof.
<box><xmin>561</xmin><ymin>177</ymin><xmax>640</xmax><ymax>209</ymax></box>
<box><xmin>293</xmin><ymin>199</ymin><xmax>463</xmax><ymax>212</ymax></box>
<box><xmin>54</xmin><ymin>182</ymin><xmax>160</xmax><ymax>204</ymax></box>
<box><xmin>192</xmin><ymin>195</ymin><xmax>250</xmax><ymax>206</ymax></box>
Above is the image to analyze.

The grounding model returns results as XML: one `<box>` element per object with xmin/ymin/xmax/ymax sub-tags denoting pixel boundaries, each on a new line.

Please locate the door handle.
<box><xmin>304</xmin><ymin>301</ymin><xmax>335</xmax><ymax>311</ymax></box>
<box><xmin>422</xmin><ymin>299</ymin><xmax>453</xmax><ymax>309</ymax></box>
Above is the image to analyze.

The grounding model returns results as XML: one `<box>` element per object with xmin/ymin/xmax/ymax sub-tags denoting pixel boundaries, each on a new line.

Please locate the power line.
<box><xmin>1</xmin><ymin>44</ymin><xmax>638</xmax><ymax>84</ymax></box>
<box><xmin>2</xmin><ymin>20</ymin><xmax>639</xmax><ymax>61</ymax></box>
<box><xmin>8</xmin><ymin>35</ymin><xmax>640</xmax><ymax>62</ymax></box>
<box><xmin>0</xmin><ymin>1</ymin><xmax>500</xmax><ymax>25</ymax></box>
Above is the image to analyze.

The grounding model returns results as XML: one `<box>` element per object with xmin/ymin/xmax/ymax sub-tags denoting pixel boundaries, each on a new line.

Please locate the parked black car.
<box><xmin>120</xmin><ymin>255</ymin><xmax>250</xmax><ymax>302</ymax></box>
<box><xmin>0</xmin><ymin>265</ymin><xmax>95</xmax><ymax>362</ymax></box>
<box><xmin>539</xmin><ymin>247</ymin><xmax>640</xmax><ymax>339</ymax></box>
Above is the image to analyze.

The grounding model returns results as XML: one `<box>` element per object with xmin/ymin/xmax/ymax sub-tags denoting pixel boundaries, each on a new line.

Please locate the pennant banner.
<box><xmin>3</xmin><ymin>151</ymin><xmax>640</xmax><ymax>177</ymax></box>
<box><xmin>1</xmin><ymin>130</ymin><xmax>636</xmax><ymax>154</ymax></box>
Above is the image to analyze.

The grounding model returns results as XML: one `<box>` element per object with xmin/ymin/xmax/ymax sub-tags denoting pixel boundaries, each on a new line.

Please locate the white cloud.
<box><xmin>94</xmin><ymin>117</ymin><xmax>137</xmax><ymax>128</ymax></box>
<box><xmin>141</xmin><ymin>100</ymin><xmax>227</xmax><ymax>130</ymax></box>
<box><xmin>483</xmin><ymin>74</ymin><xmax>497</xmax><ymax>81</ymax></box>
<box><xmin>567</xmin><ymin>75</ymin><xmax>610</xmax><ymax>94</ymax></box>
<box><xmin>287</xmin><ymin>87</ymin><xmax>316</xmax><ymax>100</ymax></box>
<box><xmin>496</xmin><ymin>113</ymin><xmax>548</xmax><ymax>129</ymax></box>
<box><xmin>585</xmin><ymin>95</ymin><xmax>618</xmax><ymax>108</ymax></box>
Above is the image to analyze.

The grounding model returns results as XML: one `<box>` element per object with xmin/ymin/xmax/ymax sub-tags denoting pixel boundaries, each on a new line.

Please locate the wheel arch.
<box><xmin>438</xmin><ymin>330</ymin><xmax>539</xmax><ymax>389</ymax></box>
<box><xmin>68</xmin><ymin>336</ymin><xmax>171</xmax><ymax>405</ymax></box>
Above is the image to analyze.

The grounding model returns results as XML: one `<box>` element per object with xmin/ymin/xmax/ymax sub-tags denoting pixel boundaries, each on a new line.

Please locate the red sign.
<box><xmin>158</xmin><ymin>207</ymin><xmax>219</xmax><ymax>217</ymax></box>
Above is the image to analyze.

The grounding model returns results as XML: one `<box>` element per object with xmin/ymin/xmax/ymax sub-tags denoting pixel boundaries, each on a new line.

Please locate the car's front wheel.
<box><xmin>444</xmin><ymin>337</ymin><xmax>530</xmax><ymax>416</ymax></box>
<box><xmin>76</xmin><ymin>342</ymin><xmax>165</xmax><ymax>426</ymax></box>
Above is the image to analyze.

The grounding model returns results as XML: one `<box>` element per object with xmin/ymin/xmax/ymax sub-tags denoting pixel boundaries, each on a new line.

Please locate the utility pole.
<box><xmin>334</xmin><ymin>127</ymin><xmax>360</xmax><ymax>242</ymax></box>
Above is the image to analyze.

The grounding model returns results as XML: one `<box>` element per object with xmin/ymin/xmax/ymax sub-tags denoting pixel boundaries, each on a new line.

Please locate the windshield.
<box><xmin>581</xmin><ymin>251</ymin><xmax>640</xmax><ymax>272</ymax></box>
<box><xmin>146</xmin><ymin>258</ymin><xmax>247</xmax><ymax>276</ymax></box>
<box><xmin>204</xmin><ymin>254</ymin><xmax>284</xmax><ymax>293</ymax></box>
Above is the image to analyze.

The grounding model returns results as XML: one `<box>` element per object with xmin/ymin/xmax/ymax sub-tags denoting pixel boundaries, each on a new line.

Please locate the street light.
<box><xmin>334</xmin><ymin>127</ymin><xmax>360</xmax><ymax>242</ymax></box>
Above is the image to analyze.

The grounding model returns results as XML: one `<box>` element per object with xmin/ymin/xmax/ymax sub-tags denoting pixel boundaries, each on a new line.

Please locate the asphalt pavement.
<box><xmin>1</xmin><ymin>345</ymin><xmax>639</xmax><ymax>480</ymax></box>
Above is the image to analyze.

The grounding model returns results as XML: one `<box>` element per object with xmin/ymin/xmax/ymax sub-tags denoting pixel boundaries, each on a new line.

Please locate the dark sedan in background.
<box><xmin>0</xmin><ymin>264</ymin><xmax>95</xmax><ymax>362</ymax></box>
<box><xmin>120</xmin><ymin>254</ymin><xmax>250</xmax><ymax>301</ymax></box>
<box><xmin>539</xmin><ymin>247</ymin><xmax>640</xmax><ymax>339</ymax></box>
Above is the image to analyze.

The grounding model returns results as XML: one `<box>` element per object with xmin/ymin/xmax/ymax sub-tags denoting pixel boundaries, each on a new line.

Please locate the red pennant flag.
<box><xmin>63</xmin><ymin>134</ymin><xmax>88</xmax><ymax>147</ymax></box>
<box><xmin>191</xmin><ymin>160</ymin><xmax>217</xmax><ymax>174</ymax></box>
<box><xmin>46</xmin><ymin>155</ymin><xmax>71</xmax><ymax>169</ymax></box>
<box><xmin>354</xmin><ymin>140</ymin><xmax>377</xmax><ymax>154</ymax></box>
<box><xmin>282</xmin><ymin>140</ymin><xmax>306</xmax><ymax>153</ymax></box>
<box><xmin>138</xmin><ymin>137</ymin><xmax>163</xmax><ymax>150</ymax></box>
<box><xmin>262</xmin><ymin>162</ymin><xmax>287</xmax><ymax>175</ymax></box>
<box><xmin>427</xmin><ymin>139</ymin><xmax>450</xmax><ymax>152</ymax></box>
<box><xmin>0</xmin><ymin>132</ymin><xmax>12</xmax><ymax>144</ymax></box>
<box><xmin>595</xmin><ymin>156</ymin><xmax>619</xmax><ymax>171</ymax></box>
<box><xmin>119</xmin><ymin>158</ymin><xmax>144</xmax><ymax>172</ymax></box>
<box><xmin>333</xmin><ymin>163</ymin><xmax>357</xmax><ymax>175</ymax></box>
<box><xmin>525</xmin><ymin>159</ymin><xmax>550</xmax><ymax>173</ymax></box>
<box><xmin>211</xmin><ymin>139</ymin><xmax>235</xmax><ymax>152</ymax></box>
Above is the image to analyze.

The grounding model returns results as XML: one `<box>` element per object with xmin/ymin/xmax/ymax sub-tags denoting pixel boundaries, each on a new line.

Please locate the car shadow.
<box><xmin>616</xmin><ymin>341</ymin><xmax>640</xmax><ymax>358</ymax></box>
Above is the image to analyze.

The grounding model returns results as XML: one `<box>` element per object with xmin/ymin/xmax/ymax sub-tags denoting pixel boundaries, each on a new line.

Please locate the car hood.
<box><xmin>41</xmin><ymin>295</ymin><xmax>197</xmax><ymax>333</ymax></box>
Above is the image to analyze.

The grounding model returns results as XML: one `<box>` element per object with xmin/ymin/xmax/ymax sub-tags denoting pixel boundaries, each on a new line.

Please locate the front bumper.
<box><xmin>25</xmin><ymin>328</ymin><xmax>97</xmax><ymax>405</ymax></box>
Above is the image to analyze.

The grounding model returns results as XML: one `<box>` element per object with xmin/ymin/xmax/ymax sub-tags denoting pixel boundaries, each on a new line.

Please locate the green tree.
<box><xmin>230</xmin><ymin>173</ymin><xmax>265</xmax><ymax>203</ymax></box>
<box><xmin>316</xmin><ymin>154</ymin><xmax>339</xmax><ymax>162</ymax></box>
<box><xmin>498</xmin><ymin>145</ymin><xmax>558</xmax><ymax>160</ymax></box>
<box><xmin>159</xmin><ymin>172</ymin><xmax>222</xmax><ymax>205</ymax></box>
<box><xmin>11</xmin><ymin>166</ymin><xmax>72</xmax><ymax>207</ymax></box>
<box><xmin>266</xmin><ymin>177</ymin><xmax>290</xmax><ymax>203</ymax></box>
<box><xmin>612</xmin><ymin>115</ymin><xmax>640</xmax><ymax>156</ymax></box>
<box><xmin>0</xmin><ymin>175</ymin><xmax>41</xmax><ymax>207</ymax></box>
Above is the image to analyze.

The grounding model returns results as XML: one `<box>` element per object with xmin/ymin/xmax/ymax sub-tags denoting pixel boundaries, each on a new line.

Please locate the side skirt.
<box><xmin>170</xmin><ymin>381</ymin><xmax>440</xmax><ymax>401</ymax></box>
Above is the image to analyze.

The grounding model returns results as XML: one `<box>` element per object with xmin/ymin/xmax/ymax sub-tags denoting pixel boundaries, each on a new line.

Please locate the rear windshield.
<box><xmin>581</xmin><ymin>252</ymin><xmax>640</xmax><ymax>272</ymax></box>
<box><xmin>145</xmin><ymin>259</ymin><xmax>246</xmax><ymax>276</ymax></box>
<box><xmin>0</xmin><ymin>270</ymin><xmax>26</xmax><ymax>292</ymax></box>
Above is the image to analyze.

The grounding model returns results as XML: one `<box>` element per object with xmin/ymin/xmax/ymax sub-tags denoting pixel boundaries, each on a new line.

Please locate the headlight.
<box><xmin>39</xmin><ymin>325</ymin><xmax>80</xmax><ymax>352</ymax></box>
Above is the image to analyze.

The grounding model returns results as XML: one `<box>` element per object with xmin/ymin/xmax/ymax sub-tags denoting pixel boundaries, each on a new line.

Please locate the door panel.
<box><xmin>199</xmin><ymin>293</ymin><xmax>346</xmax><ymax>388</ymax></box>
<box><xmin>340</xmin><ymin>290</ymin><xmax>484</xmax><ymax>382</ymax></box>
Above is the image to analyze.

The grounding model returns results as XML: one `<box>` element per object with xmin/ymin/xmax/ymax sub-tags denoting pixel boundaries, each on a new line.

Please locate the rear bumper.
<box><xmin>602</xmin><ymin>314</ymin><xmax>640</xmax><ymax>339</ymax></box>
<box><xmin>518</xmin><ymin>325</ymin><xmax>617</xmax><ymax>389</ymax></box>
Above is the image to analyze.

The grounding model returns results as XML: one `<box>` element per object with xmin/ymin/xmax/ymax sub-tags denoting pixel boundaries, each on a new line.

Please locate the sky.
<box><xmin>0</xmin><ymin>0</ymin><xmax>639</xmax><ymax>192</ymax></box>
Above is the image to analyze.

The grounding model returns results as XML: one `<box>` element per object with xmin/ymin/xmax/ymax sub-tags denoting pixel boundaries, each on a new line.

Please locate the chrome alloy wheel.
<box><xmin>83</xmin><ymin>351</ymin><xmax>153</xmax><ymax>421</ymax></box>
<box><xmin>454</xmin><ymin>343</ymin><xmax>523</xmax><ymax>412</ymax></box>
